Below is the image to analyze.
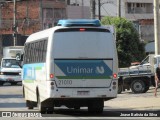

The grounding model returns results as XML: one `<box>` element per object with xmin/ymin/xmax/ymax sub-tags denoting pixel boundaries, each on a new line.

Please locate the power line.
<box><xmin>90</xmin><ymin>0</ymin><xmax>96</xmax><ymax>19</ymax></box>
<box><xmin>117</xmin><ymin>0</ymin><xmax>121</xmax><ymax>17</ymax></box>
<box><xmin>96</xmin><ymin>0</ymin><xmax>117</xmax><ymax>18</ymax></box>
<box><xmin>111</xmin><ymin>0</ymin><xmax>137</xmax><ymax>20</ymax></box>
<box><xmin>104</xmin><ymin>0</ymin><xmax>149</xmax><ymax>20</ymax></box>
<box><xmin>13</xmin><ymin>0</ymin><xmax>17</xmax><ymax>46</ymax></box>
<box><xmin>101</xmin><ymin>5</ymin><xmax>111</xmax><ymax>17</ymax></box>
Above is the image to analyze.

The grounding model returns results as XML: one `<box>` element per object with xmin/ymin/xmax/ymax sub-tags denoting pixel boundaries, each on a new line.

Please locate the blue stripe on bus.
<box><xmin>55</xmin><ymin>60</ymin><xmax>112</xmax><ymax>77</ymax></box>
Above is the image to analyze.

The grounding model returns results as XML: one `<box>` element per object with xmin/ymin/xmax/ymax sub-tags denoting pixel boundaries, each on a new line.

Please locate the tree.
<box><xmin>101</xmin><ymin>16</ymin><xmax>145</xmax><ymax>67</ymax></box>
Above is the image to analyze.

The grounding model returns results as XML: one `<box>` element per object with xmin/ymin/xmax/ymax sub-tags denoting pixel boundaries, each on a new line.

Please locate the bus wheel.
<box><xmin>0</xmin><ymin>81</ymin><xmax>4</xmax><ymax>86</ymax></box>
<box><xmin>37</xmin><ymin>94</ymin><xmax>46</xmax><ymax>114</ymax></box>
<box><xmin>131</xmin><ymin>80</ymin><xmax>145</xmax><ymax>93</ymax></box>
<box><xmin>23</xmin><ymin>87</ymin><xmax>25</xmax><ymax>98</ymax></box>
<box><xmin>88</xmin><ymin>100</ymin><xmax>103</xmax><ymax>114</ymax></box>
<box><xmin>11</xmin><ymin>82</ymin><xmax>17</xmax><ymax>85</ymax></box>
<box><xmin>46</xmin><ymin>107</ymin><xmax>54</xmax><ymax>114</ymax></box>
<box><xmin>28</xmin><ymin>106</ymin><xmax>33</xmax><ymax>109</ymax></box>
<box><xmin>74</xmin><ymin>106</ymin><xmax>80</xmax><ymax>110</ymax></box>
<box><xmin>26</xmin><ymin>100</ymin><xmax>34</xmax><ymax>109</ymax></box>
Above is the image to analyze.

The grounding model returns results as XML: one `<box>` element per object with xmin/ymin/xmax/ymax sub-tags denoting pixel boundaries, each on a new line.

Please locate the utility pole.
<box><xmin>13</xmin><ymin>0</ymin><xmax>17</xmax><ymax>46</ymax></box>
<box><xmin>90</xmin><ymin>0</ymin><xmax>96</xmax><ymax>19</ymax></box>
<box><xmin>154</xmin><ymin>0</ymin><xmax>160</xmax><ymax>55</ymax></box>
<box><xmin>82</xmin><ymin>0</ymin><xmax>84</xmax><ymax>18</ymax></box>
<box><xmin>98</xmin><ymin>0</ymin><xmax>101</xmax><ymax>20</ymax></box>
<box><xmin>117</xmin><ymin>0</ymin><xmax>121</xmax><ymax>17</ymax></box>
<box><xmin>40</xmin><ymin>0</ymin><xmax>43</xmax><ymax>29</ymax></box>
<box><xmin>26</xmin><ymin>0</ymin><xmax>29</xmax><ymax>20</ymax></box>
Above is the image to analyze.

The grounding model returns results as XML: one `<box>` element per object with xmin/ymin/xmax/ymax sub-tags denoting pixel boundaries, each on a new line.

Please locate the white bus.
<box><xmin>21</xmin><ymin>19</ymin><xmax>118</xmax><ymax>114</ymax></box>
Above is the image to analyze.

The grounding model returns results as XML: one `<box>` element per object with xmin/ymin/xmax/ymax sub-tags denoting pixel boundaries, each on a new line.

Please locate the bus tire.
<box><xmin>88</xmin><ymin>100</ymin><xmax>103</xmax><ymax>114</ymax></box>
<box><xmin>0</xmin><ymin>81</ymin><xmax>4</xmax><ymax>86</ymax></box>
<box><xmin>26</xmin><ymin>100</ymin><xmax>34</xmax><ymax>109</ymax></box>
<box><xmin>46</xmin><ymin>107</ymin><xmax>54</xmax><ymax>114</ymax></box>
<box><xmin>74</xmin><ymin>106</ymin><xmax>80</xmax><ymax>110</ymax></box>
<box><xmin>23</xmin><ymin>86</ymin><xmax>25</xmax><ymax>98</ymax></box>
<box><xmin>28</xmin><ymin>106</ymin><xmax>33</xmax><ymax>109</ymax></box>
<box><xmin>131</xmin><ymin>80</ymin><xmax>145</xmax><ymax>93</ymax></box>
<box><xmin>11</xmin><ymin>82</ymin><xmax>17</xmax><ymax>85</ymax></box>
<box><xmin>37</xmin><ymin>93</ymin><xmax>46</xmax><ymax>114</ymax></box>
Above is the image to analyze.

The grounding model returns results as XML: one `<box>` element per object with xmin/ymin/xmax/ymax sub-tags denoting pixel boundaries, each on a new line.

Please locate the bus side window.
<box><xmin>35</xmin><ymin>42</ymin><xmax>38</xmax><ymax>63</ymax></box>
<box><xmin>39</xmin><ymin>41</ymin><xmax>43</xmax><ymax>62</ymax></box>
<box><xmin>30</xmin><ymin>43</ymin><xmax>33</xmax><ymax>63</ymax></box>
<box><xmin>42</xmin><ymin>40</ymin><xmax>48</xmax><ymax>62</ymax></box>
<box><xmin>27</xmin><ymin>43</ymin><xmax>31</xmax><ymax>64</ymax></box>
<box><xmin>23</xmin><ymin>44</ymin><xmax>27</xmax><ymax>64</ymax></box>
<box><xmin>33</xmin><ymin>42</ymin><xmax>36</xmax><ymax>63</ymax></box>
<box><xmin>37</xmin><ymin>42</ymin><xmax>41</xmax><ymax>63</ymax></box>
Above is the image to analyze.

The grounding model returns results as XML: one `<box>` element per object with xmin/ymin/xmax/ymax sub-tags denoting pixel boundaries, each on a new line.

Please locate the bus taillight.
<box><xmin>113</xmin><ymin>73</ymin><xmax>117</xmax><ymax>78</ymax></box>
<box><xmin>79</xmin><ymin>28</ymin><xmax>85</xmax><ymax>31</ymax></box>
<box><xmin>50</xmin><ymin>74</ymin><xmax>54</xmax><ymax>78</ymax></box>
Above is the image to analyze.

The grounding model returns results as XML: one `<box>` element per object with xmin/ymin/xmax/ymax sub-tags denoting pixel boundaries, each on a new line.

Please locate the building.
<box><xmin>124</xmin><ymin>0</ymin><xmax>154</xmax><ymax>42</ymax></box>
<box><xmin>0</xmin><ymin>0</ymin><xmax>155</xmax><ymax>48</ymax></box>
<box><xmin>67</xmin><ymin>0</ymin><xmax>122</xmax><ymax>18</ymax></box>
<box><xmin>0</xmin><ymin>0</ymin><xmax>66</xmax><ymax>35</ymax></box>
<box><xmin>0</xmin><ymin>0</ymin><xmax>66</xmax><ymax>60</ymax></box>
<box><xmin>124</xmin><ymin>0</ymin><xmax>153</xmax><ymax>20</ymax></box>
<box><xmin>67</xmin><ymin>0</ymin><xmax>154</xmax><ymax>42</ymax></box>
<box><xmin>66</xmin><ymin>0</ymin><xmax>90</xmax><ymax>19</ymax></box>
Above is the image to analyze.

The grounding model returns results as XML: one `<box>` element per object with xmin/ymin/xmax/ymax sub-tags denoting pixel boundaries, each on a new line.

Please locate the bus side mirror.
<box><xmin>16</xmin><ymin>53</ymin><xmax>23</xmax><ymax>61</ymax></box>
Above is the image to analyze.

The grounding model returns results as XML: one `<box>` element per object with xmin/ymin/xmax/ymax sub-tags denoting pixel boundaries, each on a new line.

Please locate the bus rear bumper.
<box><xmin>50</xmin><ymin>88</ymin><xmax>117</xmax><ymax>99</ymax></box>
<box><xmin>41</xmin><ymin>97</ymin><xmax>116</xmax><ymax>108</ymax></box>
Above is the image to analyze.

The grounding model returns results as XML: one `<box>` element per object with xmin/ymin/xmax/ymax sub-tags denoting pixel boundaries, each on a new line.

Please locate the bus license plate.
<box><xmin>77</xmin><ymin>91</ymin><xmax>89</xmax><ymax>96</ymax></box>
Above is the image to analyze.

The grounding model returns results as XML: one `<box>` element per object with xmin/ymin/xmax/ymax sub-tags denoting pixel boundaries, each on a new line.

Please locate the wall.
<box><xmin>66</xmin><ymin>6</ymin><xmax>90</xmax><ymax>19</ymax></box>
<box><xmin>139</xmin><ymin>19</ymin><xmax>154</xmax><ymax>42</ymax></box>
<box><xmin>0</xmin><ymin>0</ymin><xmax>40</xmax><ymax>35</ymax></box>
<box><xmin>0</xmin><ymin>0</ymin><xmax>66</xmax><ymax>61</ymax></box>
<box><xmin>68</xmin><ymin>0</ymin><xmax>125</xmax><ymax>18</ymax></box>
<box><xmin>0</xmin><ymin>0</ymin><xmax>66</xmax><ymax>35</ymax></box>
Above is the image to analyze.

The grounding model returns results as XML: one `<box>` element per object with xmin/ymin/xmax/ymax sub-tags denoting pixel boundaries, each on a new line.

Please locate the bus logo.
<box><xmin>96</xmin><ymin>66</ymin><xmax>105</xmax><ymax>74</ymax></box>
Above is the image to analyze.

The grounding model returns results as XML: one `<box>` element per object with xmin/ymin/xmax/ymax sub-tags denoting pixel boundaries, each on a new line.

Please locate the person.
<box><xmin>154</xmin><ymin>63</ymin><xmax>160</xmax><ymax>96</ymax></box>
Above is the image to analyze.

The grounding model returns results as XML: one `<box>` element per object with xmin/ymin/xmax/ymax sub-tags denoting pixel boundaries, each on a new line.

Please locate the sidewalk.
<box><xmin>105</xmin><ymin>87</ymin><xmax>160</xmax><ymax>110</ymax></box>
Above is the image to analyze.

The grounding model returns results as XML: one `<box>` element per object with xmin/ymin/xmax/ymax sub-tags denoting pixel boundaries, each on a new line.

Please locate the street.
<box><xmin>0</xmin><ymin>84</ymin><xmax>160</xmax><ymax>119</ymax></box>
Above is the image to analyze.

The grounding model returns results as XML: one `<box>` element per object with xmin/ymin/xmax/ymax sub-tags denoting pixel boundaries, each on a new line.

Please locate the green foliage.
<box><xmin>101</xmin><ymin>16</ymin><xmax>145</xmax><ymax>67</ymax></box>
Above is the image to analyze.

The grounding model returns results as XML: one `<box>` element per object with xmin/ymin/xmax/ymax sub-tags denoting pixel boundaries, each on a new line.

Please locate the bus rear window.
<box><xmin>53</xmin><ymin>29</ymin><xmax>114</xmax><ymax>59</ymax></box>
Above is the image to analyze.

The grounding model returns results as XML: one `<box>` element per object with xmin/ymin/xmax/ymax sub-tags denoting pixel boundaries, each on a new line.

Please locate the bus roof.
<box><xmin>57</xmin><ymin>19</ymin><xmax>101</xmax><ymax>27</ymax></box>
<box><xmin>25</xmin><ymin>26</ymin><xmax>59</xmax><ymax>43</ymax></box>
<box><xmin>25</xmin><ymin>19</ymin><xmax>113</xmax><ymax>43</ymax></box>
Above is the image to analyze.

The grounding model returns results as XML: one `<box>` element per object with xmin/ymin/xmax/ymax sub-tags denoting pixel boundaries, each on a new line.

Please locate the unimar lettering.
<box><xmin>66</xmin><ymin>66</ymin><xmax>105</xmax><ymax>74</ymax></box>
<box><xmin>67</xmin><ymin>66</ymin><xmax>93</xmax><ymax>74</ymax></box>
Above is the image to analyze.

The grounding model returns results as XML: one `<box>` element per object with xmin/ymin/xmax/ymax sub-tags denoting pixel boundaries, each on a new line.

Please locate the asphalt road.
<box><xmin>0</xmin><ymin>83</ymin><xmax>160</xmax><ymax>119</ymax></box>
